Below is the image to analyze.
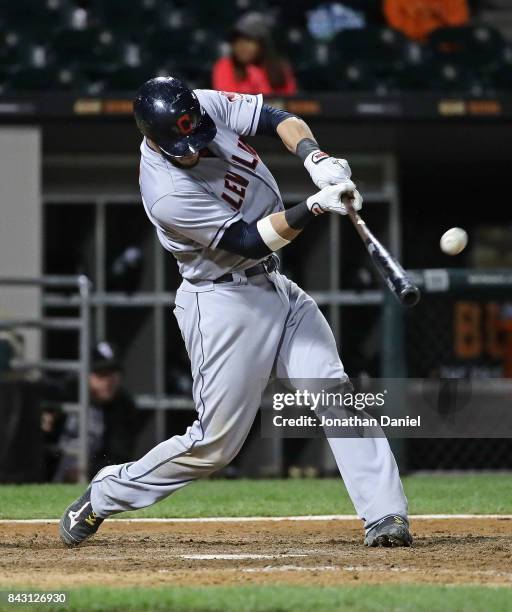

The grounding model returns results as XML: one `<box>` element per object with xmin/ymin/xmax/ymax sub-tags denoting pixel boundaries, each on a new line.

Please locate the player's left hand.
<box><xmin>306</xmin><ymin>180</ymin><xmax>363</xmax><ymax>216</ymax></box>
<box><xmin>304</xmin><ymin>150</ymin><xmax>352</xmax><ymax>189</ymax></box>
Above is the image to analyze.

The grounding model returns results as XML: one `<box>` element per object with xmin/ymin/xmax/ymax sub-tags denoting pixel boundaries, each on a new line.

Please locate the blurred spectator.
<box><xmin>41</xmin><ymin>403</ymin><xmax>66</xmax><ymax>481</ymax></box>
<box><xmin>48</xmin><ymin>341</ymin><xmax>140</xmax><ymax>482</ymax></box>
<box><xmin>384</xmin><ymin>0</ymin><xmax>470</xmax><ymax>40</ymax></box>
<box><xmin>212</xmin><ymin>12</ymin><xmax>297</xmax><ymax>95</ymax></box>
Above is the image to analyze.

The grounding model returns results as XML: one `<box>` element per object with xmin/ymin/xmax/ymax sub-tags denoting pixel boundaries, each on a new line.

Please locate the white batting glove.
<box><xmin>306</xmin><ymin>181</ymin><xmax>363</xmax><ymax>216</ymax></box>
<box><xmin>304</xmin><ymin>150</ymin><xmax>352</xmax><ymax>189</ymax></box>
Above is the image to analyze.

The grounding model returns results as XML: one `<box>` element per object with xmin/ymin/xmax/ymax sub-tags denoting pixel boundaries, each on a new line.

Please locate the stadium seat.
<box><xmin>332</xmin><ymin>27</ymin><xmax>407</xmax><ymax>78</ymax></box>
<box><xmin>102</xmin><ymin>65</ymin><xmax>158</xmax><ymax>92</ymax></box>
<box><xmin>172</xmin><ymin>64</ymin><xmax>213</xmax><ymax>89</ymax></box>
<box><xmin>395</xmin><ymin>62</ymin><xmax>480</xmax><ymax>93</ymax></box>
<box><xmin>336</xmin><ymin>63</ymin><xmax>382</xmax><ymax>92</ymax></box>
<box><xmin>0</xmin><ymin>32</ymin><xmax>23</xmax><ymax>71</ymax></box>
<box><xmin>295</xmin><ymin>65</ymin><xmax>335</xmax><ymax>92</ymax></box>
<box><xmin>296</xmin><ymin>59</ymin><xmax>382</xmax><ymax>93</ymax></box>
<box><xmin>94</xmin><ymin>40</ymin><xmax>152</xmax><ymax>71</ymax></box>
<box><xmin>7</xmin><ymin>66</ymin><xmax>87</xmax><ymax>92</ymax></box>
<box><xmin>192</xmin><ymin>0</ymin><xmax>268</xmax><ymax>27</ymax></box>
<box><xmin>90</xmin><ymin>0</ymin><xmax>160</xmax><ymax>30</ymax></box>
<box><xmin>51</xmin><ymin>27</ymin><xmax>114</xmax><ymax>69</ymax></box>
<box><xmin>488</xmin><ymin>59</ymin><xmax>512</xmax><ymax>91</ymax></box>
<box><xmin>144</xmin><ymin>27</ymin><xmax>221</xmax><ymax>81</ymax></box>
<box><xmin>428</xmin><ymin>25</ymin><xmax>505</xmax><ymax>69</ymax></box>
<box><xmin>281</xmin><ymin>28</ymin><xmax>326</xmax><ymax>70</ymax></box>
<box><xmin>0</xmin><ymin>0</ymin><xmax>66</xmax><ymax>33</ymax></box>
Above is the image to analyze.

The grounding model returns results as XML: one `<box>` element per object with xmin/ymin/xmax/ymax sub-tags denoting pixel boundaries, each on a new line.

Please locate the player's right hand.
<box><xmin>306</xmin><ymin>180</ymin><xmax>363</xmax><ymax>216</ymax></box>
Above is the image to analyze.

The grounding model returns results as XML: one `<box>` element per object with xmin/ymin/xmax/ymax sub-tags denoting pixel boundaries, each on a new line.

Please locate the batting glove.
<box><xmin>306</xmin><ymin>181</ymin><xmax>363</xmax><ymax>216</ymax></box>
<box><xmin>304</xmin><ymin>150</ymin><xmax>352</xmax><ymax>189</ymax></box>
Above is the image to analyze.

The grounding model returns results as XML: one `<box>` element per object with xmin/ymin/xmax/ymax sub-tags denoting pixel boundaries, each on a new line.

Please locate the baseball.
<box><xmin>440</xmin><ymin>227</ymin><xmax>468</xmax><ymax>255</ymax></box>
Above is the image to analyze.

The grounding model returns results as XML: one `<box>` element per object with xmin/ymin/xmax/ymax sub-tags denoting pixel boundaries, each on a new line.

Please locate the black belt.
<box><xmin>214</xmin><ymin>255</ymin><xmax>279</xmax><ymax>284</ymax></box>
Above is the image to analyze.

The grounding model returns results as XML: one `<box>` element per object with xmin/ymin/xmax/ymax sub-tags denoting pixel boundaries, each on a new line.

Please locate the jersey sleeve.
<box><xmin>150</xmin><ymin>191</ymin><xmax>243</xmax><ymax>250</ymax></box>
<box><xmin>195</xmin><ymin>89</ymin><xmax>263</xmax><ymax>136</ymax></box>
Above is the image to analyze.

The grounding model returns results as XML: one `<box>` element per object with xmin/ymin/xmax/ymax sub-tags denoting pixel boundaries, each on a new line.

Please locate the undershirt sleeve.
<box><xmin>217</xmin><ymin>218</ymin><xmax>272</xmax><ymax>259</ymax></box>
<box><xmin>256</xmin><ymin>104</ymin><xmax>296</xmax><ymax>136</ymax></box>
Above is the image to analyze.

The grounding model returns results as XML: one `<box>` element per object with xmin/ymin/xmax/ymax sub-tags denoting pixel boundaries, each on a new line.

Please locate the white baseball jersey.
<box><xmin>139</xmin><ymin>90</ymin><xmax>284</xmax><ymax>281</ymax></box>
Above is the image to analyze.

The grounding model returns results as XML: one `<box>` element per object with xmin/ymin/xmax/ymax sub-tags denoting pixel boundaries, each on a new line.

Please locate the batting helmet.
<box><xmin>133</xmin><ymin>77</ymin><xmax>217</xmax><ymax>157</ymax></box>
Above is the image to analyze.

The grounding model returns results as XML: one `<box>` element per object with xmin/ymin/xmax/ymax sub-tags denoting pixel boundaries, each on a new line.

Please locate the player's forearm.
<box><xmin>276</xmin><ymin>117</ymin><xmax>316</xmax><ymax>155</ymax></box>
<box><xmin>276</xmin><ymin>117</ymin><xmax>338</xmax><ymax>176</ymax></box>
<box><xmin>257</xmin><ymin>106</ymin><xmax>324</xmax><ymax>164</ymax></box>
<box><xmin>276</xmin><ymin>115</ymin><xmax>353</xmax><ymax>190</ymax></box>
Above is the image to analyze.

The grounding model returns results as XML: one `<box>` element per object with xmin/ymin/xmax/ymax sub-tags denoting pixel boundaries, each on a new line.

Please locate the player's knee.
<box><xmin>204</xmin><ymin>449</ymin><xmax>233</xmax><ymax>471</ymax></box>
<box><xmin>188</xmin><ymin>447</ymin><xmax>234</xmax><ymax>473</ymax></box>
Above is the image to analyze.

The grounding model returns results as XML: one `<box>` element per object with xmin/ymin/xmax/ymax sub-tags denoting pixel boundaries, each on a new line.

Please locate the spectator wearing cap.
<box><xmin>51</xmin><ymin>341</ymin><xmax>140</xmax><ymax>482</ymax></box>
<box><xmin>212</xmin><ymin>12</ymin><xmax>297</xmax><ymax>95</ymax></box>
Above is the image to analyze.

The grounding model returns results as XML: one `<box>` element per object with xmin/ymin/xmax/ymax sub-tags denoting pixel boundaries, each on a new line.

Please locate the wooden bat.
<box><xmin>344</xmin><ymin>197</ymin><xmax>420</xmax><ymax>307</ymax></box>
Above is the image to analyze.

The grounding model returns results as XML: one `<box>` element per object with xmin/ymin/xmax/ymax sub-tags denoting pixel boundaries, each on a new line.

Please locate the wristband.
<box><xmin>296</xmin><ymin>137</ymin><xmax>321</xmax><ymax>162</ymax></box>
<box><xmin>284</xmin><ymin>200</ymin><xmax>315</xmax><ymax>229</ymax></box>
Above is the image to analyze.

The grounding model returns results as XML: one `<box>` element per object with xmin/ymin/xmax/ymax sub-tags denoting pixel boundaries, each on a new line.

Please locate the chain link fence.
<box><xmin>384</xmin><ymin>269</ymin><xmax>512</xmax><ymax>470</ymax></box>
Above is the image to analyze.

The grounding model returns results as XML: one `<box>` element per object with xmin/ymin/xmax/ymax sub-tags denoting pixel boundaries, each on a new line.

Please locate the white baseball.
<box><xmin>440</xmin><ymin>227</ymin><xmax>468</xmax><ymax>255</ymax></box>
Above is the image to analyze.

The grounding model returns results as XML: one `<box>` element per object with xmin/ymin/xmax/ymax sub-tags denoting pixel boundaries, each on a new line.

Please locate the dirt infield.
<box><xmin>1</xmin><ymin>518</ymin><xmax>512</xmax><ymax>589</ymax></box>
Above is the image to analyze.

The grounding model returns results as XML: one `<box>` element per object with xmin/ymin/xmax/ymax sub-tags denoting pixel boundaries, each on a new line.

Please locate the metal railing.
<box><xmin>42</xmin><ymin>288</ymin><xmax>383</xmax><ymax>418</ymax></box>
<box><xmin>1</xmin><ymin>279</ymin><xmax>387</xmax><ymax>481</ymax></box>
<box><xmin>0</xmin><ymin>275</ymin><xmax>91</xmax><ymax>483</ymax></box>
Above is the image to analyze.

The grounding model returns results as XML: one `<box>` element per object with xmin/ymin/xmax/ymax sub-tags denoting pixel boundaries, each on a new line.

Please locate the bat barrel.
<box><xmin>345</xmin><ymin>197</ymin><xmax>421</xmax><ymax>308</ymax></box>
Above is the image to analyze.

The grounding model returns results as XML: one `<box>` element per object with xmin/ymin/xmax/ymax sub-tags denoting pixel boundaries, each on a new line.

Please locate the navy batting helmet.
<box><xmin>133</xmin><ymin>77</ymin><xmax>217</xmax><ymax>157</ymax></box>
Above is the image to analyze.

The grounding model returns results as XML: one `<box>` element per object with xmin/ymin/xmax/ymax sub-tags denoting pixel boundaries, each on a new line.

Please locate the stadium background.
<box><xmin>2</xmin><ymin>2</ymin><xmax>512</xmax><ymax>610</ymax></box>
<box><xmin>1</xmin><ymin>0</ymin><xmax>512</xmax><ymax>481</ymax></box>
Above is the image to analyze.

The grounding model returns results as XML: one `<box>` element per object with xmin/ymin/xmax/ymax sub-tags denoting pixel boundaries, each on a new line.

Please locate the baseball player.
<box><xmin>60</xmin><ymin>77</ymin><xmax>412</xmax><ymax>548</ymax></box>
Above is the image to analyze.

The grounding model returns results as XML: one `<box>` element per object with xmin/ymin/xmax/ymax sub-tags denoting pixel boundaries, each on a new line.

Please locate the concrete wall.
<box><xmin>0</xmin><ymin>127</ymin><xmax>42</xmax><ymax>360</ymax></box>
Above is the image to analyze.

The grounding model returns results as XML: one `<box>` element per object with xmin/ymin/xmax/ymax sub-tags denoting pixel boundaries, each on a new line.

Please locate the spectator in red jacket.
<box><xmin>213</xmin><ymin>12</ymin><xmax>297</xmax><ymax>95</ymax></box>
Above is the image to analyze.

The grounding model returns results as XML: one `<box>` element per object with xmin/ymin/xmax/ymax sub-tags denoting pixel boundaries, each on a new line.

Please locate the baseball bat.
<box><xmin>343</xmin><ymin>197</ymin><xmax>420</xmax><ymax>307</ymax></box>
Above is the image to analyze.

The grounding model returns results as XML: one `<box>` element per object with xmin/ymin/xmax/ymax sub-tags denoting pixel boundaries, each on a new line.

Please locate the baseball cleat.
<box><xmin>364</xmin><ymin>515</ymin><xmax>412</xmax><ymax>547</ymax></box>
<box><xmin>59</xmin><ymin>487</ymin><xmax>104</xmax><ymax>547</ymax></box>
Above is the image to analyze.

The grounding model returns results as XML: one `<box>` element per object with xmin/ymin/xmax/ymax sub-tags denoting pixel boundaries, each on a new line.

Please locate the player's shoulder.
<box><xmin>194</xmin><ymin>89</ymin><xmax>260</xmax><ymax>119</ymax></box>
<box><xmin>146</xmin><ymin>189</ymin><xmax>203</xmax><ymax>223</ymax></box>
<box><xmin>194</xmin><ymin>89</ymin><xmax>222</xmax><ymax>111</ymax></box>
<box><xmin>140</xmin><ymin>157</ymin><xmax>197</xmax><ymax>208</ymax></box>
<box><xmin>193</xmin><ymin>89</ymin><xmax>231</xmax><ymax>121</ymax></box>
<box><xmin>195</xmin><ymin>88</ymin><xmax>258</xmax><ymax>104</ymax></box>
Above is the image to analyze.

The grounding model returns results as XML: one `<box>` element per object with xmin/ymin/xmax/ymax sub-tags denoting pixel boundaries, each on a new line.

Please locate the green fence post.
<box><xmin>380</xmin><ymin>290</ymin><xmax>407</xmax><ymax>472</ymax></box>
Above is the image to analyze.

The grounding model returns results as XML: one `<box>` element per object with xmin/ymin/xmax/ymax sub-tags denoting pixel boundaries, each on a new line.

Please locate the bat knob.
<box><xmin>400</xmin><ymin>285</ymin><xmax>421</xmax><ymax>307</ymax></box>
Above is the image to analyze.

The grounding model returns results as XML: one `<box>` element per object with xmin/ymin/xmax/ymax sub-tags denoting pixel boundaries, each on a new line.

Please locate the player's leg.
<box><xmin>60</xmin><ymin>276</ymin><xmax>285</xmax><ymax>545</ymax></box>
<box><xmin>272</xmin><ymin>274</ymin><xmax>410</xmax><ymax>545</ymax></box>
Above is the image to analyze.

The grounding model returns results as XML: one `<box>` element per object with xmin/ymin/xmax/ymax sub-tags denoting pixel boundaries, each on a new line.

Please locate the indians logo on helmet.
<box><xmin>177</xmin><ymin>113</ymin><xmax>194</xmax><ymax>135</ymax></box>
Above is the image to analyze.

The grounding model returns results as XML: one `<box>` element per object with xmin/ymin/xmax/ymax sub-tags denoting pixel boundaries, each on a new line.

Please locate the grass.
<box><xmin>0</xmin><ymin>474</ymin><xmax>511</xmax><ymax>519</ymax></box>
<box><xmin>1</xmin><ymin>585</ymin><xmax>511</xmax><ymax>612</ymax></box>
